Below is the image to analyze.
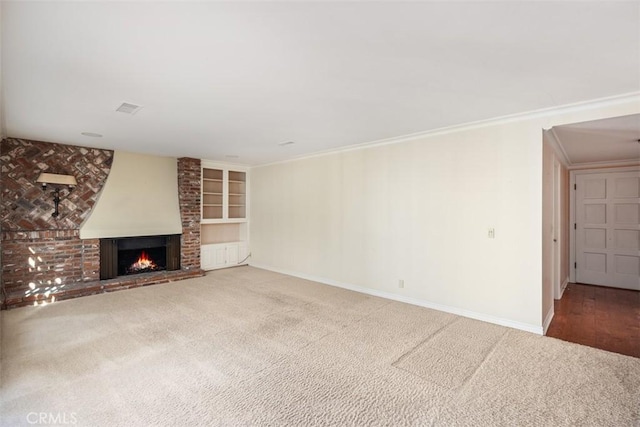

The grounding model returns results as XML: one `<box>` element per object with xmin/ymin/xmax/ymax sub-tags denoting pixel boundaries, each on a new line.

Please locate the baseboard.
<box><xmin>249</xmin><ymin>263</ymin><xmax>544</xmax><ymax>335</ymax></box>
<box><xmin>559</xmin><ymin>277</ymin><xmax>569</xmax><ymax>299</ymax></box>
<box><xmin>543</xmin><ymin>306</ymin><xmax>554</xmax><ymax>335</ymax></box>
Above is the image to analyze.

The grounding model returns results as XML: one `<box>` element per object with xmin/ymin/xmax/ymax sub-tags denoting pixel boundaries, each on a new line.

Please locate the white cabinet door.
<box><xmin>201</xmin><ymin>245</ymin><xmax>214</xmax><ymax>270</ymax></box>
<box><xmin>200</xmin><ymin>244</ymin><xmax>228</xmax><ymax>271</ymax></box>
<box><xmin>226</xmin><ymin>243</ymin><xmax>239</xmax><ymax>265</ymax></box>
<box><xmin>238</xmin><ymin>242</ymin><xmax>249</xmax><ymax>265</ymax></box>
<box><xmin>576</xmin><ymin>170</ymin><xmax>640</xmax><ymax>290</ymax></box>
<box><xmin>213</xmin><ymin>245</ymin><xmax>228</xmax><ymax>269</ymax></box>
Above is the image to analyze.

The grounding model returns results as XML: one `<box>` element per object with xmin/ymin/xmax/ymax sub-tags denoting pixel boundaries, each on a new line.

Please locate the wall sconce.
<box><xmin>36</xmin><ymin>173</ymin><xmax>78</xmax><ymax>218</ymax></box>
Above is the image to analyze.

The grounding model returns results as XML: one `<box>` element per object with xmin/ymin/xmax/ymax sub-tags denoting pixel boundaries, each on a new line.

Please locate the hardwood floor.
<box><xmin>546</xmin><ymin>283</ymin><xmax>640</xmax><ymax>358</ymax></box>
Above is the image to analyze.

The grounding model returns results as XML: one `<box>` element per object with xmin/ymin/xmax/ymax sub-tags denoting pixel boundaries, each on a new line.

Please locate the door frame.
<box><xmin>569</xmin><ymin>165</ymin><xmax>640</xmax><ymax>284</ymax></box>
<box><xmin>552</xmin><ymin>158</ymin><xmax>562</xmax><ymax>299</ymax></box>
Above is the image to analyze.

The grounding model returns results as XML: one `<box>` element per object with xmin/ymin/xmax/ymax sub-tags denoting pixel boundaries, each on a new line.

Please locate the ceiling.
<box><xmin>552</xmin><ymin>114</ymin><xmax>640</xmax><ymax>166</ymax></box>
<box><xmin>2</xmin><ymin>1</ymin><xmax>639</xmax><ymax>166</ymax></box>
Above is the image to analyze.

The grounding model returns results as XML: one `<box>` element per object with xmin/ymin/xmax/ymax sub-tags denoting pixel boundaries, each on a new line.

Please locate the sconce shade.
<box><xmin>36</xmin><ymin>173</ymin><xmax>77</xmax><ymax>187</ymax></box>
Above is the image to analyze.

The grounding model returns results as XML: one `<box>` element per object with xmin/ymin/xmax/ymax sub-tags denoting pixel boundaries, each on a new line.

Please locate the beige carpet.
<box><xmin>1</xmin><ymin>266</ymin><xmax>638</xmax><ymax>426</ymax></box>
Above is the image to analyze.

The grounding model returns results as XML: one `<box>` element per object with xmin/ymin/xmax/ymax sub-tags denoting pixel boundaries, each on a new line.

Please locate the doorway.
<box><xmin>543</xmin><ymin>114</ymin><xmax>640</xmax><ymax>353</ymax></box>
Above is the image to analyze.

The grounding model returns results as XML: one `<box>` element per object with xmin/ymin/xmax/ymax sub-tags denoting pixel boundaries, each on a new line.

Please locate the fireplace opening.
<box><xmin>119</xmin><ymin>248</ymin><xmax>165</xmax><ymax>276</ymax></box>
<box><xmin>100</xmin><ymin>234</ymin><xmax>180</xmax><ymax>280</ymax></box>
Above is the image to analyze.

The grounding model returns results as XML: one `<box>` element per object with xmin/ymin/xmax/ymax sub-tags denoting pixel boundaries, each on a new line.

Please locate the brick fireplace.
<box><xmin>1</xmin><ymin>138</ymin><xmax>204</xmax><ymax>309</ymax></box>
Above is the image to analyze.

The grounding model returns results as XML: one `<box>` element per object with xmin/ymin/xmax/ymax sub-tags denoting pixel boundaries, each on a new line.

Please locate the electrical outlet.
<box><xmin>398</xmin><ymin>279</ymin><xmax>404</xmax><ymax>288</ymax></box>
<box><xmin>488</xmin><ymin>228</ymin><xmax>495</xmax><ymax>239</ymax></box>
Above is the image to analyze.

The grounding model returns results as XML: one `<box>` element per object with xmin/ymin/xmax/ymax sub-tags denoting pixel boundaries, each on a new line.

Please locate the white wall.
<box><xmin>250</xmin><ymin>95</ymin><xmax>640</xmax><ymax>334</ymax></box>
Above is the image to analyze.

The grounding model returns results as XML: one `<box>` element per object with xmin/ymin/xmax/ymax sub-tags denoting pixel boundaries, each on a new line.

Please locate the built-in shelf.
<box><xmin>201</xmin><ymin>164</ymin><xmax>249</xmax><ymax>270</ymax></box>
<box><xmin>202</xmin><ymin>168</ymin><xmax>224</xmax><ymax>220</ymax></box>
<box><xmin>228</xmin><ymin>171</ymin><xmax>246</xmax><ymax>219</ymax></box>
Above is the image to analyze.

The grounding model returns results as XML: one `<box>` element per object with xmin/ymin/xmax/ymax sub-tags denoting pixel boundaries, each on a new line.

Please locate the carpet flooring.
<box><xmin>1</xmin><ymin>266</ymin><xmax>639</xmax><ymax>426</ymax></box>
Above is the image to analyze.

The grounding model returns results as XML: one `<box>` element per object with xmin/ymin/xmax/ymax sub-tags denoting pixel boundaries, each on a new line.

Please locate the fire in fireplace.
<box><xmin>124</xmin><ymin>250</ymin><xmax>162</xmax><ymax>275</ymax></box>
<box><xmin>128</xmin><ymin>251</ymin><xmax>158</xmax><ymax>273</ymax></box>
<box><xmin>100</xmin><ymin>234</ymin><xmax>180</xmax><ymax>280</ymax></box>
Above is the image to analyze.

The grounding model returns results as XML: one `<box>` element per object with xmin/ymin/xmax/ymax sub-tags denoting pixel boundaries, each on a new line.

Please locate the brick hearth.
<box><xmin>3</xmin><ymin>269</ymin><xmax>204</xmax><ymax>309</ymax></box>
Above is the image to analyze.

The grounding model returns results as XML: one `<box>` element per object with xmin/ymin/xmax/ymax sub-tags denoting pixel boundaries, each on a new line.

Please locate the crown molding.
<box><xmin>567</xmin><ymin>159</ymin><xmax>640</xmax><ymax>170</ymax></box>
<box><xmin>255</xmin><ymin>92</ymin><xmax>640</xmax><ymax>169</ymax></box>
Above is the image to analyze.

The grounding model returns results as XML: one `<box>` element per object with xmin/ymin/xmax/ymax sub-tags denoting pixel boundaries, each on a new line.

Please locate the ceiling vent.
<box><xmin>116</xmin><ymin>102</ymin><xmax>142</xmax><ymax>115</ymax></box>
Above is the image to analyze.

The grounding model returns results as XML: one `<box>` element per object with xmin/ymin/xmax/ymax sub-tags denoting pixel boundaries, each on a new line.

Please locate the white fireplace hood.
<box><xmin>80</xmin><ymin>150</ymin><xmax>183</xmax><ymax>239</ymax></box>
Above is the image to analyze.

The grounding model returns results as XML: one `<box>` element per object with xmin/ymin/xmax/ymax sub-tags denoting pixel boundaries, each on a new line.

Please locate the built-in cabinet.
<box><xmin>201</xmin><ymin>241</ymin><xmax>249</xmax><ymax>270</ymax></box>
<box><xmin>201</xmin><ymin>163</ymin><xmax>249</xmax><ymax>271</ymax></box>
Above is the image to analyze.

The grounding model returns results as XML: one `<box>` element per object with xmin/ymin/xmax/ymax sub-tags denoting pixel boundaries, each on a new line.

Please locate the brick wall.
<box><xmin>1</xmin><ymin>138</ymin><xmax>113</xmax><ymax>231</ymax></box>
<box><xmin>177</xmin><ymin>158</ymin><xmax>201</xmax><ymax>270</ymax></box>
<box><xmin>1</xmin><ymin>138</ymin><xmax>112</xmax><ymax>303</ymax></box>
<box><xmin>1</xmin><ymin>230</ymin><xmax>100</xmax><ymax>295</ymax></box>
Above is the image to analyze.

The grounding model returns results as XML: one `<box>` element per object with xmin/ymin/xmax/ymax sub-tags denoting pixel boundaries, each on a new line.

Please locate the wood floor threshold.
<box><xmin>546</xmin><ymin>282</ymin><xmax>640</xmax><ymax>358</ymax></box>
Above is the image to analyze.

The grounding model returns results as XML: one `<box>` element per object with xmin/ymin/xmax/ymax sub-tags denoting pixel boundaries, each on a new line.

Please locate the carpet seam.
<box><xmin>456</xmin><ymin>329</ymin><xmax>510</xmax><ymax>391</ymax></box>
<box><xmin>390</xmin><ymin>316</ymin><xmax>460</xmax><ymax>367</ymax></box>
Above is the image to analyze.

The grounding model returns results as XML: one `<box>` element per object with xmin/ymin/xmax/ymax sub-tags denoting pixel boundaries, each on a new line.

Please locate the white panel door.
<box><xmin>576</xmin><ymin>170</ymin><xmax>640</xmax><ymax>290</ymax></box>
